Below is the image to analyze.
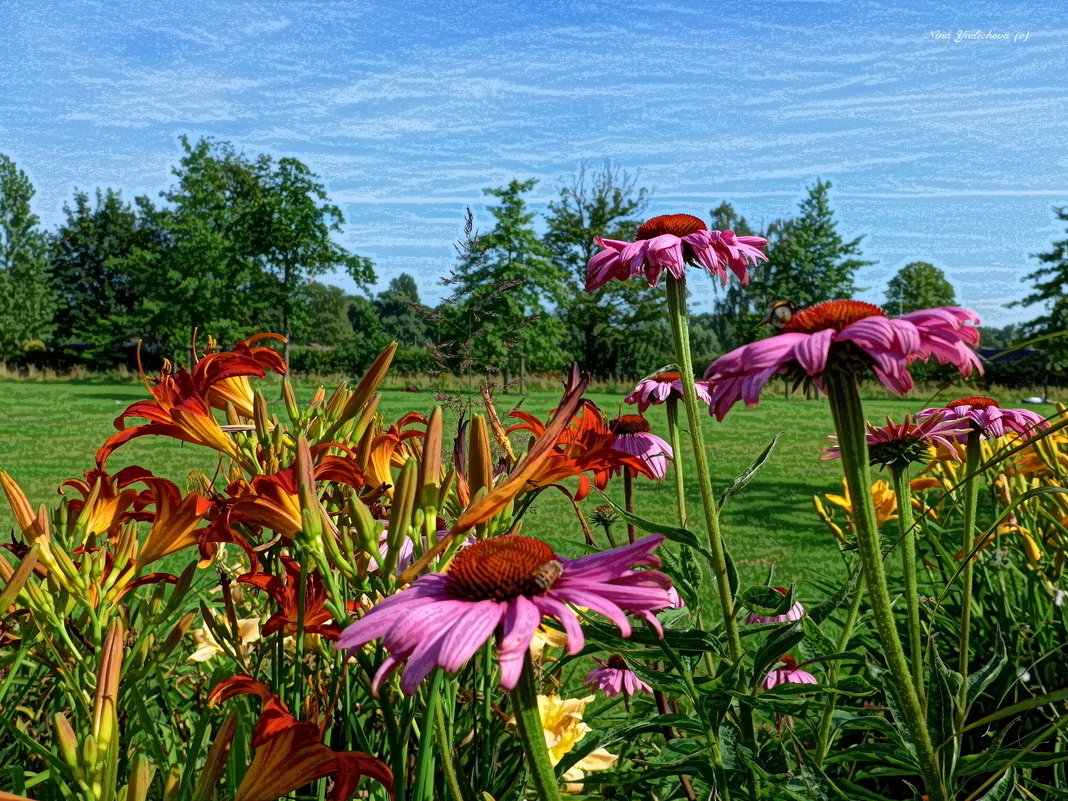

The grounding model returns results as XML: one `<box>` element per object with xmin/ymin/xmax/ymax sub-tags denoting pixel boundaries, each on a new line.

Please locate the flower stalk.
<box><xmin>665</xmin><ymin>276</ymin><xmax>741</xmax><ymax>663</ymax></box>
<box><xmin>665</xmin><ymin>397</ymin><xmax>688</xmax><ymax>527</ymax></box>
<box><xmin>957</xmin><ymin>428</ymin><xmax>982</xmax><ymax>727</ymax></box>
<box><xmin>890</xmin><ymin>462</ymin><xmax>925</xmax><ymax>705</ymax></box>
<box><xmin>823</xmin><ymin>368</ymin><xmax>947</xmax><ymax>801</ymax></box>
<box><xmin>511</xmin><ymin>656</ymin><xmax>563</xmax><ymax>801</ymax></box>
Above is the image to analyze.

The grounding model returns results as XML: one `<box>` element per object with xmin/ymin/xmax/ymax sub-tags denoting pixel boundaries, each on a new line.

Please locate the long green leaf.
<box><xmin>718</xmin><ymin>431</ymin><xmax>784</xmax><ymax>510</ymax></box>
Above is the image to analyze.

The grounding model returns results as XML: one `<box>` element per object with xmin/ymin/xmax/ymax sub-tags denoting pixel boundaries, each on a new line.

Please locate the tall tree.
<box><xmin>544</xmin><ymin>161</ymin><xmax>669</xmax><ymax>378</ymax></box>
<box><xmin>1011</xmin><ymin>207</ymin><xmax>1068</xmax><ymax>364</ymax></box>
<box><xmin>0</xmin><ymin>154</ymin><xmax>56</xmax><ymax>359</ymax></box>
<box><xmin>375</xmin><ymin>273</ymin><xmax>429</xmax><ymax>346</ymax></box>
<box><xmin>439</xmin><ymin>180</ymin><xmax>568</xmax><ymax>376</ymax></box>
<box><xmin>707</xmin><ymin>201</ymin><xmax>769</xmax><ymax>352</ymax></box>
<box><xmin>50</xmin><ymin>188</ymin><xmax>154</xmax><ymax>348</ymax></box>
<box><xmin>884</xmin><ymin>262</ymin><xmax>956</xmax><ymax>315</ymax></box>
<box><xmin>760</xmin><ymin>180</ymin><xmax>872</xmax><ymax>307</ymax></box>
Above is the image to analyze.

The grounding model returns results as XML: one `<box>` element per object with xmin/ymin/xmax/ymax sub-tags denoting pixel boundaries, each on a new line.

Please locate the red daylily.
<box><xmin>60</xmin><ymin>466</ymin><xmax>154</xmax><ymax>539</ymax></box>
<box><xmin>196</xmin><ymin>333</ymin><xmax>287</xmax><ymax>418</ymax></box>
<box><xmin>238</xmin><ymin>556</ymin><xmax>353</xmax><ymax>640</ymax></box>
<box><xmin>508</xmin><ymin>400</ymin><xmax>653</xmax><ymax>500</ymax></box>
<box><xmin>209</xmin><ymin>674</ymin><xmax>393</xmax><ymax>801</ymax></box>
<box><xmin>96</xmin><ymin>334</ymin><xmax>285</xmax><ymax>467</ymax></box>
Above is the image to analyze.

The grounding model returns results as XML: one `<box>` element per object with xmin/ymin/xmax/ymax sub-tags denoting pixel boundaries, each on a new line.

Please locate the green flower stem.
<box><xmin>814</xmin><ymin>580</ymin><xmax>863</xmax><ymax>764</ymax></box>
<box><xmin>665</xmin><ymin>397</ymin><xmax>688</xmax><ymax>528</ymax></box>
<box><xmin>891</xmin><ymin>462</ymin><xmax>925</xmax><ymax>706</ymax></box>
<box><xmin>665</xmin><ymin>276</ymin><xmax>741</xmax><ymax>664</ymax></box>
<box><xmin>413</xmin><ymin>671</ymin><xmax>441</xmax><ymax>801</ymax></box>
<box><xmin>957</xmin><ymin>428</ymin><xmax>982</xmax><ymax>729</ymax></box>
<box><xmin>823</xmin><ymin>368</ymin><xmax>947</xmax><ymax>801</ymax></box>
<box><xmin>622</xmin><ymin>469</ymin><xmax>637</xmax><ymax>543</ymax></box>
<box><xmin>511</xmin><ymin>656</ymin><xmax>563</xmax><ymax>801</ymax></box>
<box><xmin>435</xmin><ymin>699</ymin><xmax>466</xmax><ymax>801</ymax></box>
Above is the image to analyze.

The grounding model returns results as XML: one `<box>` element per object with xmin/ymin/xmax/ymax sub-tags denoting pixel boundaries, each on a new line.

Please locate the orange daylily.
<box><xmin>238</xmin><ymin>556</ymin><xmax>353</xmax><ymax>640</ymax></box>
<box><xmin>363</xmin><ymin>412</ymin><xmax>427</xmax><ymax>489</ymax></box>
<box><xmin>96</xmin><ymin>335</ymin><xmax>285</xmax><ymax>467</ymax></box>
<box><xmin>209</xmin><ymin>675</ymin><xmax>393</xmax><ymax>801</ymax></box>
<box><xmin>135</xmin><ymin>477</ymin><xmax>220</xmax><ymax>569</ymax></box>
<box><xmin>507</xmin><ymin>400</ymin><xmax>652</xmax><ymax>501</ymax></box>
<box><xmin>196</xmin><ymin>333</ymin><xmax>287</xmax><ymax>418</ymax></box>
<box><xmin>60</xmin><ymin>466</ymin><xmax>154</xmax><ymax>539</ymax></box>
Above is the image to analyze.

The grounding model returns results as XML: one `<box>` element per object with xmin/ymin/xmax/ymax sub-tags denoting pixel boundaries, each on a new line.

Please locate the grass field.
<box><xmin>0</xmin><ymin>376</ymin><xmax>1052</xmax><ymax>590</ymax></box>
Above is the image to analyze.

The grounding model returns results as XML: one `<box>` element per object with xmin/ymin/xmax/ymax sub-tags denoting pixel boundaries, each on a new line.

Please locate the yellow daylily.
<box><xmin>823</xmin><ymin>479</ymin><xmax>898</xmax><ymax>528</ymax></box>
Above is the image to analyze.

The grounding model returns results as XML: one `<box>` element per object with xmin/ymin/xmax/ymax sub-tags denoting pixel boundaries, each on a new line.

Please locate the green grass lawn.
<box><xmin>0</xmin><ymin>376</ymin><xmax>1047</xmax><ymax>591</ymax></box>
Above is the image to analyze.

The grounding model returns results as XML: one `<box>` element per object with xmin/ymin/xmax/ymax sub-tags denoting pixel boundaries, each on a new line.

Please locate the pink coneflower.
<box><xmin>762</xmin><ymin>654</ymin><xmax>818</xmax><ymax>690</ymax></box>
<box><xmin>745</xmin><ymin>587</ymin><xmax>805</xmax><ymax>625</ymax></box>
<box><xmin>703</xmin><ymin>301</ymin><xmax>982</xmax><ymax>421</ymax></box>
<box><xmin>916</xmin><ymin>397</ymin><xmax>1048</xmax><ymax>441</ymax></box>
<box><xmin>584</xmin><ymin>655</ymin><xmax>652</xmax><ymax>698</ymax></box>
<box><xmin>624</xmin><ymin>371</ymin><xmax>713</xmax><ymax>414</ymax></box>
<box><xmin>585</xmin><ymin>214</ymin><xmax>767</xmax><ymax>291</ymax></box>
<box><xmin>337</xmin><ymin>534</ymin><xmax>674</xmax><ymax>695</ymax></box>
<box><xmin>822</xmin><ymin>412</ymin><xmax>972</xmax><ymax>469</ymax></box>
<box><xmin>608</xmin><ymin>415</ymin><xmax>673</xmax><ymax>480</ymax></box>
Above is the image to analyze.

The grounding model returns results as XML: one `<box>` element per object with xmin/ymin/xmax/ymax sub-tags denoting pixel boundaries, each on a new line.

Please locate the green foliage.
<box><xmin>0</xmin><ymin>154</ymin><xmax>56</xmax><ymax>360</ymax></box>
<box><xmin>1012</xmin><ymin>207</ymin><xmax>1068</xmax><ymax>367</ymax></box>
<box><xmin>884</xmin><ymin>261</ymin><xmax>957</xmax><ymax>314</ymax></box>
<box><xmin>375</xmin><ymin>273</ymin><xmax>429</xmax><ymax>346</ymax></box>
<box><xmin>545</xmin><ymin>162</ymin><xmax>672</xmax><ymax>378</ymax></box>
<box><xmin>758</xmin><ymin>180</ymin><xmax>873</xmax><ymax>307</ymax></box>
<box><xmin>438</xmin><ymin>181</ymin><xmax>568</xmax><ymax>375</ymax></box>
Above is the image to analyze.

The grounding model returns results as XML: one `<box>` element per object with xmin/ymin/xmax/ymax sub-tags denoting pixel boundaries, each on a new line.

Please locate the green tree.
<box><xmin>707</xmin><ymin>201</ymin><xmax>769</xmax><ymax>352</ymax></box>
<box><xmin>50</xmin><ymin>188</ymin><xmax>155</xmax><ymax>350</ymax></box>
<box><xmin>544</xmin><ymin>161</ymin><xmax>669</xmax><ymax>378</ymax></box>
<box><xmin>121</xmin><ymin>138</ymin><xmax>373</xmax><ymax>361</ymax></box>
<box><xmin>760</xmin><ymin>180</ymin><xmax>872</xmax><ymax>307</ymax></box>
<box><xmin>439</xmin><ymin>180</ymin><xmax>568</xmax><ymax>377</ymax></box>
<box><xmin>248</xmin><ymin>156</ymin><xmax>374</xmax><ymax>357</ymax></box>
<box><xmin>884</xmin><ymin>262</ymin><xmax>956</xmax><ymax>315</ymax></box>
<box><xmin>376</xmin><ymin>273</ymin><xmax>429</xmax><ymax>346</ymax></box>
<box><xmin>292</xmin><ymin>281</ymin><xmax>354</xmax><ymax>347</ymax></box>
<box><xmin>1011</xmin><ymin>207</ymin><xmax>1068</xmax><ymax>368</ymax></box>
<box><xmin>0</xmin><ymin>154</ymin><xmax>56</xmax><ymax>359</ymax></box>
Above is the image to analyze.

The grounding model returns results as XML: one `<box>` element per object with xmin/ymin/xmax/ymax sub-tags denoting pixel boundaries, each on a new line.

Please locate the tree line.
<box><xmin>1</xmin><ymin>142</ymin><xmax>1064</xmax><ymax>384</ymax></box>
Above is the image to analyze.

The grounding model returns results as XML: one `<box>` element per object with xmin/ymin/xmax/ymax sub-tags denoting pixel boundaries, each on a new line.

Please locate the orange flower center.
<box><xmin>609</xmin><ymin>414</ymin><xmax>652</xmax><ymax>435</ymax></box>
<box><xmin>781</xmin><ymin>300</ymin><xmax>887</xmax><ymax>335</ymax></box>
<box><xmin>779</xmin><ymin>654</ymin><xmax>798</xmax><ymax>670</ymax></box>
<box><xmin>652</xmin><ymin>371</ymin><xmax>681</xmax><ymax>382</ymax></box>
<box><xmin>635</xmin><ymin>214</ymin><xmax>707</xmax><ymax>240</ymax></box>
<box><xmin>448</xmin><ymin>536</ymin><xmax>562</xmax><ymax>601</ymax></box>
<box><xmin>947</xmin><ymin>396</ymin><xmax>1000</xmax><ymax>410</ymax></box>
<box><xmin>607</xmin><ymin>654</ymin><xmax>628</xmax><ymax>670</ymax></box>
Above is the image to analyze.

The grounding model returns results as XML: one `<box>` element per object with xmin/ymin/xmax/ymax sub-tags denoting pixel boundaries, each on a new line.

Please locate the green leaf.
<box><xmin>966</xmin><ymin>634</ymin><xmax>1008</xmax><ymax>711</ymax></box>
<box><xmin>974</xmin><ymin>766</ymin><xmax>1016</xmax><ymax>801</ymax></box>
<box><xmin>739</xmin><ymin>584</ymin><xmax>795</xmax><ymax>616</ymax></box>
<box><xmin>799</xmin><ymin>616</ymin><xmax>838</xmax><ymax>662</ymax></box>
<box><xmin>718</xmin><ymin>431</ymin><xmax>784</xmax><ymax>510</ymax></box>
<box><xmin>829</xmin><ymin>675</ymin><xmax>876</xmax><ymax>697</ymax></box>
<box><xmin>963</xmin><ymin>686</ymin><xmax>1068</xmax><ymax>733</ymax></box>
<box><xmin>752</xmin><ymin>622</ymin><xmax>806</xmax><ymax>685</ymax></box>
<box><xmin>928</xmin><ymin>645</ymin><xmax>962</xmax><ymax>751</ymax></box>
<box><xmin>592</xmin><ymin>490</ymin><xmax>715</xmax><ymax>562</ymax></box>
<box><xmin>807</xmin><ymin>576</ymin><xmax>857</xmax><ymax>626</ymax></box>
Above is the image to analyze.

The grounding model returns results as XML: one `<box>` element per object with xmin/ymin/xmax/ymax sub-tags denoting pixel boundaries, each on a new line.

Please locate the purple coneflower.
<box><xmin>762</xmin><ymin>654</ymin><xmax>818</xmax><ymax>690</ymax></box>
<box><xmin>916</xmin><ymin>396</ymin><xmax>1048</xmax><ymax>441</ymax></box>
<box><xmin>624</xmin><ymin>371</ymin><xmax>713</xmax><ymax>414</ymax></box>
<box><xmin>584</xmin><ymin>654</ymin><xmax>652</xmax><ymax>698</ymax></box>
<box><xmin>608</xmin><ymin>415</ymin><xmax>673</xmax><ymax>480</ymax></box>
<box><xmin>821</xmin><ymin>412</ymin><xmax>972</xmax><ymax>469</ymax></box>
<box><xmin>337</xmin><ymin>534</ymin><xmax>674</xmax><ymax>695</ymax></box>
<box><xmin>745</xmin><ymin>587</ymin><xmax>805</xmax><ymax>625</ymax></box>
<box><xmin>585</xmin><ymin>214</ymin><xmax>767</xmax><ymax>291</ymax></box>
<box><xmin>703</xmin><ymin>300</ymin><xmax>982</xmax><ymax>421</ymax></box>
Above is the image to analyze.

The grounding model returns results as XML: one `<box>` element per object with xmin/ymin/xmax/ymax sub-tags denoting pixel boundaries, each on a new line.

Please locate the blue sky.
<box><xmin>3</xmin><ymin>0</ymin><xmax>1066</xmax><ymax>327</ymax></box>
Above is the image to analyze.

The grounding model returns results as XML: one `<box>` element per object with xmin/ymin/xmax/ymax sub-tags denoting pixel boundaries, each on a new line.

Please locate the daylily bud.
<box><xmin>348</xmin><ymin>497</ymin><xmax>380</xmax><ymax>563</ymax></box>
<box><xmin>253</xmin><ymin>391</ymin><xmax>271</xmax><ymax>439</ymax></box>
<box><xmin>282</xmin><ymin>378</ymin><xmax>300</xmax><ymax>425</ymax></box>
<box><xmin>125</xmin><ymin>753</ymin><xmax>154</xmax><ymax>801</ymax></box>
<box><xmin>384</xmin><ymin>458</ymin><xmax>418</xmax><ymax>575</ymax></box>
<box><xmin>325</xmin><ymin>341</ymin><xmax>396</xmax><ymax>440</ymax></box>
<box><xmin>53</xmin><ymin>712</ymin><xmax>79</xmax><ymax>769</ymax></box>
<box><xmin>468</xmin><ymin>414</ymin><xmax>493</xmax><ymax>499</ymax></box>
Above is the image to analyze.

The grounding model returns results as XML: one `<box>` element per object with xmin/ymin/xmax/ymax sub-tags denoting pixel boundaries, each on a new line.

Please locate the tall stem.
<box><xmin>823</xmin><ymin>368</ymin><xmax>947</xmax><ymax>801</ymax></box>
<box><xmin>814</xmin><ymin>580</ymin><xmax>863</xmax><ymax>764</ymax></box>
<box><xmin>664</xmin><ymin>276</ymin><xmax>741</xmax><ymax>663</ymax></box>
<box><xmin>511</xmin><ymin>656</ymin><xmax>563</xmax><ymax>801</ymax></box>
<box><xmin>622</xmin><ymin>469</ymin><xmax>636</xmax><ymax>543</ymax></box>
<box><xmin>891</xmin><ymin>462</ymin><xmax>926</xmax><ymax>706</ymax></box>
<box><xmin>957</xmin><ymin>429</ymin><xmax>982</xmax><ymax>728</ymax></box>
<box><xmin>665</xmin><ymin>397</ymin><xmax>688</xmax><ymax>528</ymax></box>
